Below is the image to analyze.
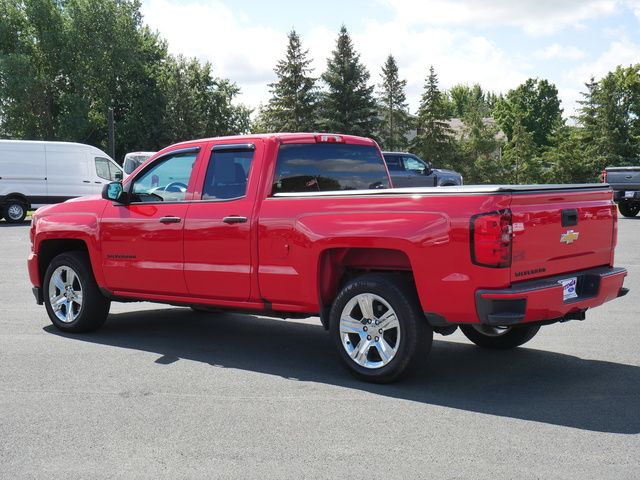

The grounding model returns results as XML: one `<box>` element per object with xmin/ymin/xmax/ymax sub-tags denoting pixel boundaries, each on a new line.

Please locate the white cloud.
<box><xmin>626</xmin><ymin>0</ymin><xmax>640</xmax><ymax>18</ymax></box>
<box><xmin>140</xmin><ymin>0</ymin><xmax>638</xmax><ymax>121</ymax></box>
<box><xmin>381</xmin><ymin>0</ymin><xmax>620</xmax><ymax>35</ymax></box>
<box><xmin>140</xmin><ymin>1</ymin><xmax>532</xmax><ymax>113</ymax></box>
<box><xmin>141</xmin><ymin>0</ymin><xmax>285</xmax><ymax>107</ymax></box>
<box><xmin>348</xmin><ymin>20</ymin><xmax>530</xmax><ymax>109</ymax></box>
<box><xmin>534</xmin><ymin>44</ymin><xmax>586</xmax><ymax>60</ymax></box>
<box><xmin>558</xmin><ymin>37</ymin><xmax>640</xmax><ymax>117</ymax></box>
<box><xmin>565</xmin><ymin>37</ymin><xmax>640</xmax><ymax>83</ymax></box>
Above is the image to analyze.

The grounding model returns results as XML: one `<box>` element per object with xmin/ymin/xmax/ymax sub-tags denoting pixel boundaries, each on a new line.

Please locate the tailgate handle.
<box><xmin>562</xmin><ymin>209</ymin><xmax>578</xmax><ymax>227</ymax></box>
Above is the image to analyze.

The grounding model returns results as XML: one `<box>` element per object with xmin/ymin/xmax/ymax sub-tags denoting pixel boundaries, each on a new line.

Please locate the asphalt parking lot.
<box><xmin>1</xmin><ymin>217</ymin><xmax>639</xmax><ymax>479</ymax></box>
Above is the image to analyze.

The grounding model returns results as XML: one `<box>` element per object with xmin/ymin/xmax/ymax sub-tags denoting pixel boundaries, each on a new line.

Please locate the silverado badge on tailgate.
<box><xmin>560</xmin><ymin>230</ymin><xmax>580</xmax><ymax>244</ymax></box>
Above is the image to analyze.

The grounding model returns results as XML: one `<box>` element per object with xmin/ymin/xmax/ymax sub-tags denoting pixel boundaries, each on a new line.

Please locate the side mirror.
<box><xmin>114</xmin><ymin>170</ymin><xmax>123</xmax><ymax>181</ymax></box>
<box><xmin>102</xmin><ymin>182</ymin><xmax>128</xmax><ymax>204</ymax></box>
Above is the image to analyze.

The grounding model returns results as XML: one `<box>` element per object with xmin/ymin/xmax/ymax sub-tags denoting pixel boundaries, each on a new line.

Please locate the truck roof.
<box><xmin>170</xmin><ymin>133</ymin><xmax>377</xmax><ymax>149</ymax></box>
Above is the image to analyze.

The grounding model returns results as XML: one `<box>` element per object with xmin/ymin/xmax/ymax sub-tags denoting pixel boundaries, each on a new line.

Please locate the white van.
<box><xmin>123</xmin><ymin>151</ymin><xmax>156</xmax><ymax>178</ymax></box>
<box><xmin>0</xmin><ymin>140</ymin><xmax>122</xmax><ymax>223</ymax></box>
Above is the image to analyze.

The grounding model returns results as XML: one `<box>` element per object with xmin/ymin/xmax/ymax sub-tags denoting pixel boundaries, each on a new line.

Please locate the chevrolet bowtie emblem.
<box><xmin>560</xmin><ymin>230</ymin><xmax>580</xmax><ymax>244</ymax></box>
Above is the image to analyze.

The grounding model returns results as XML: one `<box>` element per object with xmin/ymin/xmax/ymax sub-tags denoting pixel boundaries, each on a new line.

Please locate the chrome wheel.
<box><xmin>339</xmin><ymin>293</ymin><xmax>401</xmax><ymax>369</ymax></box>
<box><xmin>48</xmin><ymin>266</ymin><xmax>83</xmax><ymax>323</ymax></box>
<box><xmin>472</xmin><ymin>325</ymin><xmax>512</xmax><ymax>337</ymax></box>
<box><xmin>7</xmin><ymin>203</ymin><xmax>24</xmax><ymax>221</ymax></box>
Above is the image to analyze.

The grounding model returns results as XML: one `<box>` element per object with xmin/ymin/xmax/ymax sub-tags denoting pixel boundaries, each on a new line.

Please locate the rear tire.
<box><xmin>460</xmin><ymin>324</ymin><xmax>540</xmax><ymax>350</ymax></box>
<box><xmin>329</xmin><ymin>273</ymin><xmax>432</xmax><ymax>383</ymax></box>
<box><xmin>4</xmin><ymin>198</ymin><xmax>27</xmax><ymax>223</ymax></box>
<box><xmin>43</xmin><ymin>251</ymin><xmax>110</xmax><ymax>332</ymax></box>
<box><xmin>618</xmin><ymin>201</ymin><xmax>640</xmax><ymax>218</ymax></box>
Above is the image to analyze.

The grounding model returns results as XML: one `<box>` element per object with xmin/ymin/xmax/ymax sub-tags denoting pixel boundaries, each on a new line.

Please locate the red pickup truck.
<box><xmin>28</xmin><ymin>133</ymin><xmax>628</xmax><ymax>383</ymax></box>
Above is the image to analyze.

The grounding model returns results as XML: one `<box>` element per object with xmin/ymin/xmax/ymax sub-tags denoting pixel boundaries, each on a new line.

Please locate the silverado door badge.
<box><xmin>560</xmin><ymin>230</ymin><xmax>579</xmax><ymax>244</ymax></box>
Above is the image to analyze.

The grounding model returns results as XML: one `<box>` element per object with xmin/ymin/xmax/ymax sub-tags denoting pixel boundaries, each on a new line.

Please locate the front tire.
<box><xmin>618</xmin><ymin>201</ymin><xmax>640</xmax><ymax>218</ymax></box>
<box><xmin>329</xmin><ymin>274</ymin><xmax>432</xmax><ymax>383</ymax></box>
<box><xmin>4</xmin><ymin>198</ymin><xmax>27</xmax><ymax>223</ymax></box>
<box><xmin>43</xmin><ymin>251</ymin><xmax>110</xmax><ymax>332</ymax></box>
<box><xmin>460</xmin><ymin>324</ymin><xmax>540</xmax><ymax>350</ymax></box>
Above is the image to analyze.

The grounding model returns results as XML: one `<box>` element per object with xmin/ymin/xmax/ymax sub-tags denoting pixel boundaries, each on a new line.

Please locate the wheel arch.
<box><xmin>38</xmin><ymin>239</ymin><xmax>91</xmax><ymax>286</ymax></box>
<box><xmin>2</xmin><ymin>192</ymin><xmax>29</xmax><ymax>205</ymax></box>
<box><xmin>317</xmin><ymin>247</ymin><xmax>418</xmax><ymax>329</ymax></box>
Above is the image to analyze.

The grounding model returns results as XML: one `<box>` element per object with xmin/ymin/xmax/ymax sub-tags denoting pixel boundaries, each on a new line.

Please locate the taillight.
<box><xmin>315</xmin><ymin>134</ymin><xmax>344</xmax><ymax>143</ymax></box>
<box><xmin>470</xmin><ymin>210</ymin><xmax>512</xmax><ymax>268</ymax></box>
<box><xmin>600</xmin><ymin>169</ymin><xmax>607</xmax><ymax>182</ymax></box>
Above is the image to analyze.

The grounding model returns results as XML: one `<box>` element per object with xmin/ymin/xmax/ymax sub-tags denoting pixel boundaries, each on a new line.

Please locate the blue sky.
<box><xmin>140</xmin><ymin>0</ymin><xmax>640</xmax><ymax>118</ymax></box>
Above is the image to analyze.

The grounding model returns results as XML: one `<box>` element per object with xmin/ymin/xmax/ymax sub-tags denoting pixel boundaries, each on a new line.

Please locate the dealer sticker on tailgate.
<box><xmin>559</xmin><ymin>277</ymin><xmax>578</xmax><ymax>301</ymax></box>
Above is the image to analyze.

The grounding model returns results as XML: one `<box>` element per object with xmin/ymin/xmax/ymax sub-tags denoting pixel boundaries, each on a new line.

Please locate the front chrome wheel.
<box><xmin>339</xmin><ymin>293</ymin><xmax>401</xmax><ymax>369</ymax></box>
<box><xmin>48</xmin><ymin>266</ymin><xmax>83</xmax><ymax>323</ymax></box>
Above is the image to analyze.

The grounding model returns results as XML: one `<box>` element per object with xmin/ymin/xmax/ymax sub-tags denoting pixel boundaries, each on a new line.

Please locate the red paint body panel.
<box><xmin>28</xmin><ymin>133</ymin><xmax>627</xmax><ymax>327</ymax></box>
<box><xmin>509</xmin><ymin>191</ymin><xmax>616</xmax><ymax>282</ymax></box>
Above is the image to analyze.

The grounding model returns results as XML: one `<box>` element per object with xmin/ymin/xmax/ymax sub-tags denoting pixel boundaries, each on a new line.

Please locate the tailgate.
<box><xmin>509</xmin><ymin>187</ymin><xmax>616</xmax><ymax>282</ymax></box>
<box><xmin>606</xmin><ymin>168</ymin><xmax>640</xmax><ymax>189</ymax></box>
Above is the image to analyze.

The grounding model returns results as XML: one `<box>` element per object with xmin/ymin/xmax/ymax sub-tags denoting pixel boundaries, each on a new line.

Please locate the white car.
<box><xmin>123</xmin><ymin>151</ymin><xmax>156</xmax><ymax>178</ymax></box>
<box><xmin>0</xmin><ymin>140</ymin><xmax>122</xmax><ymax>223</ymax></box>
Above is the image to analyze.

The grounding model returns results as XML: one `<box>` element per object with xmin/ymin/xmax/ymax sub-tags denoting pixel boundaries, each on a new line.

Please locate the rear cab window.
<box><xmin>272</xmin><ymin>143</ymin><xmax>390</xmax><ymax>194</ymax></box>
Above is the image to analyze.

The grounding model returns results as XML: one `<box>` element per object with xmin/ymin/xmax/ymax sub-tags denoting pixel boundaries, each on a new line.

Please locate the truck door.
<box><xmin>100</xmin><ymin>147</ymin><xmax>202</xmax><ymax>295</ymax></box>
<box><xmin>183</xmin><ymin>142</ymin><xmax>261</xmax><ymax>301</ymax></box>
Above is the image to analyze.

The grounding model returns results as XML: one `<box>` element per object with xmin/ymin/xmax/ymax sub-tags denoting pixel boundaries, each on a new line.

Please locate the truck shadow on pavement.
<box><xmin>45</xmin><ymin>307</ymin><xmax>640</xmax><ymax>434</ymax></box>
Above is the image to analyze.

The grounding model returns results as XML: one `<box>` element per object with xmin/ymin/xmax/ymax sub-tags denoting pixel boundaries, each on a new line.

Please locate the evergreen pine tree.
<box><xmin>320</xmin><ymin>25</ymin><xmax>379</xmax><ymax>137</ymax></box>
<box><xmin>376</xmin><ymin>54</ymin><xmax>412</xmax><ymax>150</ymax></box>
<box><xmin>261</xmin><ymin>30</ymin><xmax>318</xmax><ymax>132</ymax></box>
<box><xmin>503</xmin><ymin>119</ymin><xmax>540</xmax><ymax>184</ymax></box>
<box><xmin>412</xmin><ymin>66</ymin><xmax>454</xmax><ymax>167</ymax></box>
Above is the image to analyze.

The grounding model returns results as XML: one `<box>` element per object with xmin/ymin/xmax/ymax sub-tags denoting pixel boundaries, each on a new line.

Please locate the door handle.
<box><xmin>159</xmin><ymin>216</ymin><xmax>182</xmax><ymax>224</ymax></box>
<box><xmin>223</xmin><ymin>216</ymin><xmax>248</xmax><ymax>224</ymax></box>
<box><xmin>83</xmin><ymin>180</ymin><xmax>91</xmax><ymax>183</ymax></box>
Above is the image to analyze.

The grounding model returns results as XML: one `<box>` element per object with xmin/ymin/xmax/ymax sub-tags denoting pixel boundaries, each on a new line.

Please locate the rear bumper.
<box><xmin>613</xmin><ymin>190</ymin><xmax>640</xmax><ymax>202</ymax></box>
<box><xmin>475</xmin><ymin>266</ymin><xmax>627</xmax><ymax>326</ymax></box>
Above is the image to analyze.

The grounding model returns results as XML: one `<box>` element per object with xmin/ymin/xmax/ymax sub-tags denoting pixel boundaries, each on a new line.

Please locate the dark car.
<box><xmin>382</xmin><ymin>152</ymin><xmax>463</xmax><ymax>187</ymax></box>
<box><xmin>602</xmin><ymin>166</ymin><xmax>640</xmax><ymax>217</ymax></box>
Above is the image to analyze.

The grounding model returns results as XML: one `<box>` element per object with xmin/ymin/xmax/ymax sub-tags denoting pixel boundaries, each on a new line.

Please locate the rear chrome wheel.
<box><xmin>330</xmin><ymin>274</ymin><xmax>432</xmax><ymax>383</ymax></box>
<box><xmin>339</xmin><ymin>293</ymin><xmax>401</xmax><ymax>369</ymax></box>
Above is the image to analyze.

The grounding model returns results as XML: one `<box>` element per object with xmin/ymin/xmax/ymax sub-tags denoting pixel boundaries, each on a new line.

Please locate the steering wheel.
<box><xmin>164</xmin><ymin>182</ymin><xmax>188</xmax><ymax>193</ymax></box>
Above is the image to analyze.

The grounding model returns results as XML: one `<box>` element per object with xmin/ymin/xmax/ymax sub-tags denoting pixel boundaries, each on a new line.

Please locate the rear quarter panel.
<box><xmin>258</xmin><ymin>192</ymin><xmax>511</xmax><ymax>322</ymax></box>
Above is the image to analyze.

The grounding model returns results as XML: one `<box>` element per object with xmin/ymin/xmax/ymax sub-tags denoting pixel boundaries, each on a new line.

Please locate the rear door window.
<box><xmin>273</xmin><ymin>144</ymin><xmax>390</xmax><ymax>194</ymax></box>
<box><xmin>202</xmin><ymin>148</ymin><xmax>254</xmax><ymax>200</ymax></box>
